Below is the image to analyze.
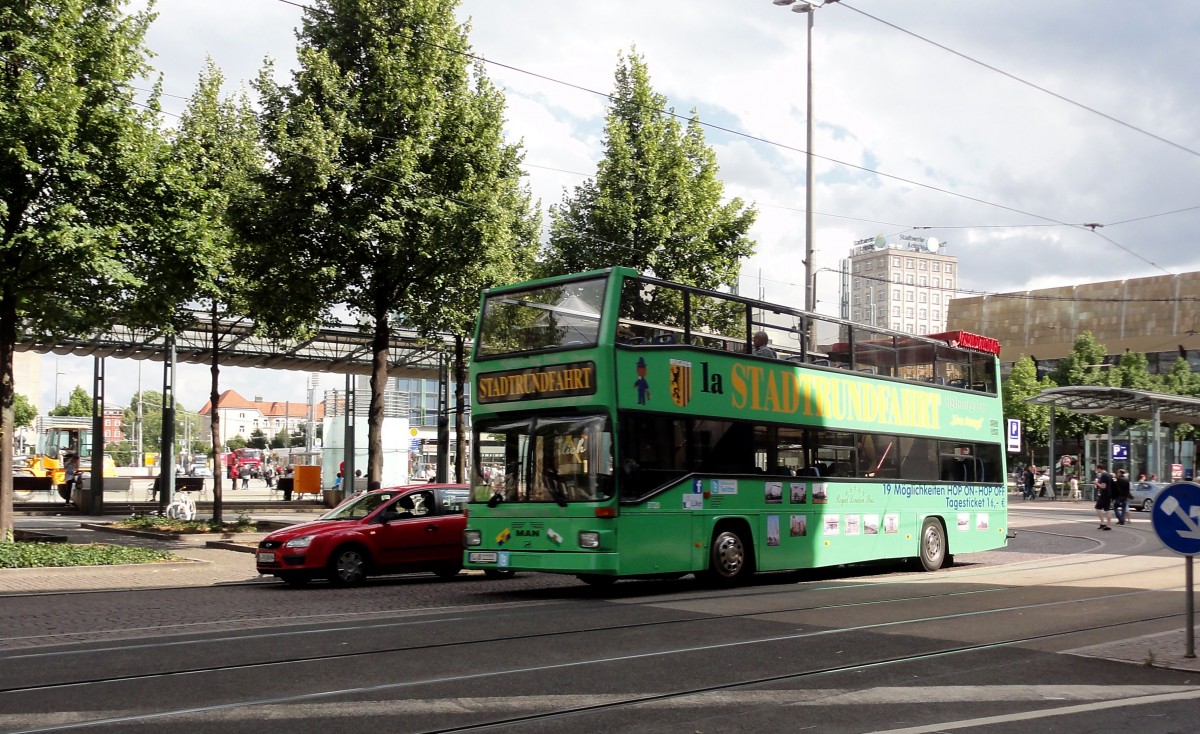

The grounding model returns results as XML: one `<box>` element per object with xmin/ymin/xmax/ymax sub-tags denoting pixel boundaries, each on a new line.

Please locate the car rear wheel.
<box><xmin>327</xmin><ymin>546</ymin><xmax>369</xmax><ymax>586</ymax></box>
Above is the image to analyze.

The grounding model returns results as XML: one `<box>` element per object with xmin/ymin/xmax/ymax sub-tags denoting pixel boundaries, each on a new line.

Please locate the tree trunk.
<box><xmin>210</xmin><ymin>301</ymin><xmax>223</xmax><ymax>523</ymax></box>
<box><xmin>454</xmin><ymin>334</ymin><xmax>467</xmax><ymax>483</ymax></box>
<box><xmin>0</xmin><ymin>293</ymin><xmax>15</xmax><ymax>542</ymax></box>
<box><xmin>368</xmin><ymin>309</ymin><xmax>389</xmax><ymax>486</ymax></box>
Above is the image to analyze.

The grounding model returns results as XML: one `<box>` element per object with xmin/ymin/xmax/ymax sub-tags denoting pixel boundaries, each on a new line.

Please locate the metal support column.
<box><xmin>88</xmin><ymin>357</ymin><xmax>105</xmax><ymax>515</ymax></box>
<box><xmin>343</xmin><ymin>373</ymin><xmax>355</xmax><ymax>489</ymax></box>
<box><xmin>160</xmin><ymin>336</ymin><xmax>176</xmax><ymax>514</ymax></box>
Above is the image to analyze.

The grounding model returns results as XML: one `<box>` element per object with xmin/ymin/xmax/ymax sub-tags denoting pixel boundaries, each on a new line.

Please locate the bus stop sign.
<box><xmin>1151</xmin><ymin>482</ymin><xmax>1200</xmax><ymax>556</ymax></box>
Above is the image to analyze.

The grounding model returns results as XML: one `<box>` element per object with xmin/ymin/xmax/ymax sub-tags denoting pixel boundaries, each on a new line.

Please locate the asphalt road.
<box><xmin>1</xmin><ymin>503</ymin><xmax>1198</xmax><ymax>733</ymax></box>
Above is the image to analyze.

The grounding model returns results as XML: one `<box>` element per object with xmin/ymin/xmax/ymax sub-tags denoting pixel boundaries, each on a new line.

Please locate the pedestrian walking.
<box><xmin>1021</xmin><ymin>465</ymin><xmax>1036</xmax><ymax>501</ymax></box>
<box><xmin>1069</xmin><ymin>474</ymin><xmax>1081</xmax><ymax>501</ymax></box>
<box><xmin>1093</xmin><ymin>464</ymin><xmax>1115</xmax><ymax>530</ymax></box>
<box><xmin>1113</xmin><ymin>469</ymin><xmax>1132</xmax><ymax>525</ymax></box>
<box><xmin>230</xmin><ymin>462</ymin><xmax>239</xmax><ymax>490</ymax></box>
<box><xmin>241</xmin><ymin>463</ymin><xmax>250</xmax><ymax>490</ymax></box>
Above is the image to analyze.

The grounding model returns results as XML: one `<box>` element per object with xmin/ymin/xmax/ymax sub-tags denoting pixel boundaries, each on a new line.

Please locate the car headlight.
<box><xmin>284</xmin><ymin>535</ymin><xmax>314</xmax><ymax>549</ymax></box>
<box><xmin>464</xmin><ymin>529</ymin><xmax>482</xmax><ymax>547</ymax></box>
<box><xmin>578</xmin><ymin>531</ymin><xmax>600</xmax><ymax>549</ymax></box>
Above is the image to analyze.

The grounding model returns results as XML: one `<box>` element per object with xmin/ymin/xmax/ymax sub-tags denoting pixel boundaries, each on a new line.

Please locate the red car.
<box><xmin>255</xmin><ymin>483</ymin><xmax>512</xmax><ymax>586</ymax></box>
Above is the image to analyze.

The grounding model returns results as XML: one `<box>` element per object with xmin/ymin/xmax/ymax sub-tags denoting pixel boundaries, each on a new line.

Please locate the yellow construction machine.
<box><xmin>15</xmin><ymin>424</ymin><xmax>117</xmax><ymax>502</ymax></box>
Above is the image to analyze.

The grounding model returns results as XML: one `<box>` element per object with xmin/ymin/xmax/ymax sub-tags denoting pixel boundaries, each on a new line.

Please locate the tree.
<box><xmin>1047</xmin><ymin>332</ymin><xmax>1112</xmax><ymax>448</ymax></box>
<box><xmin>0</xmin><ymin>0</ymin><xmax>205</xmax><ymax>540</ymax></box>
<box><xmin>248</xmin><ymin>428</ymin><xmax>269</xmax><ymax>450</ymax></box>
<box><xmin>50</xmin><ymin>386</ymin><xmax>92</xmax><ymax>417</ymax></box>
<box><xmin>122</xmin><ymin>391</ymin><xmax>199</xmax><ymax>458</ymax></box>
<box><xmin>12</xmin><ymin>394</ymin><xmax>35</xmax><ymax>430</ymax></box>
<box><xmin>247</xmin><ymin>0</ymin><xmax>538</xmax><ymax>486</ymax></box>
<box><xmin>172</xmin><ymin>59</ymin><xmax>265</xmax><ymax>522</ymax></box>
<box><xmin>1001</xmin><ymin>356</ymin><xmax>1055</xmax><ymax>465</ymax></box>
<box><xmin>543</xmin><ymin>49</ymin><xmax>757</xmax><ymax>293</ymax></box>
<box><xmin>225</xmin><ymin>434</ymin><xmax>248</xmax><ymax>451</ymax></box>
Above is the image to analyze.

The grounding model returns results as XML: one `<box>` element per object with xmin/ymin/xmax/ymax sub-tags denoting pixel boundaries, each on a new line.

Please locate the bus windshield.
<box><xmin>476</xmin><ymin>277</ymin><xmax>607</xmax><ymax>358</ymax></box>
<box><xmin>473</xmin><ymin>414</ymin><xmax>614</xmax><ymax>504</ymax></box>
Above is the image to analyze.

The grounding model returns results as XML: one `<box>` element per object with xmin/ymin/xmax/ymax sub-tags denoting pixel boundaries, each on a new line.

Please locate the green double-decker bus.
<box><xmin>464</xmin><ymin>267</ymin><xmax>1008</xmax><ymax>585</ymax></box>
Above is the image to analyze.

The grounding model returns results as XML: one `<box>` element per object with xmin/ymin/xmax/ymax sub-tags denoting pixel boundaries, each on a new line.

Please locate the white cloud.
<box><xmin>53</xmin><ymin>0</ymin><xmax>1198</xmax><ymax>406</ymax></box>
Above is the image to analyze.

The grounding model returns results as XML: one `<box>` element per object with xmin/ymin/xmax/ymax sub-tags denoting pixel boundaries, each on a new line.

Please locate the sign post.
<box><xmin>1006</xmin><ymin>419</ymin><xmax>1021</xmax><ymax>454</ymax></box>
<box><xmin>1150</xmin><ymin>482</ymin><xmax>1200</xmax><ymax>659</ymax></box>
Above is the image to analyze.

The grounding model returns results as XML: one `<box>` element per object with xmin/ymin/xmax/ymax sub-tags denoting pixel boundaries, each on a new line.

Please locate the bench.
<box><xmin>12</xmin><ymin>475</ymin><xmax>53</xmax><ymax>502</ymax></box>
<box><xmin>150</xmin><ymin>475</ymin><xmax>207</xmax><ymax>500</ymax></box>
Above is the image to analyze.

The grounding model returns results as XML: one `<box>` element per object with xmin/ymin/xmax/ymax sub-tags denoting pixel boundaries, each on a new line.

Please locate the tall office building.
<box><xmin>842</xmin><ymin>234</ymin><xmax>959</xmax><ymax>335</ymax></box>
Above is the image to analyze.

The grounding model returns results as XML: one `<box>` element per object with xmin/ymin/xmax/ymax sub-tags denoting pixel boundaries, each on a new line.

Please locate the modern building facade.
<box><xmin>947</xmin><ymin>271</ymin><xmax>1200</xmax><ymax>373</ymax></box>
<box><xmin>843</xmin><ymin>234</ymin><xmax>959</xmax><ymax>336</ymax></box>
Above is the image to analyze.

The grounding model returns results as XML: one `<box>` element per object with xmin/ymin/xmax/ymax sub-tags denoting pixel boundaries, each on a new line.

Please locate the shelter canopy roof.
<box><xmin>1027</xmin><ymin>386</ymin><xmax>1200</xmax><ymax>424</ymax></box>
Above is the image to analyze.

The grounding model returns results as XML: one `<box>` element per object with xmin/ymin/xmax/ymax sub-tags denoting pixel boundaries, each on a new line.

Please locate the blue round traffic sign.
<box><xmin>1150</xmin><ymin>482</ymin><xmax>1200</xmax><ymax>556</ymax></box>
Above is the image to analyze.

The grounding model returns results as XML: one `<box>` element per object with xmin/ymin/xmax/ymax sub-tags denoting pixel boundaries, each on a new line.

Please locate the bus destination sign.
<box><xmin>476</xmin><ymin>362</ymin><xmax>597</xmax><ymax>404</ymax></box>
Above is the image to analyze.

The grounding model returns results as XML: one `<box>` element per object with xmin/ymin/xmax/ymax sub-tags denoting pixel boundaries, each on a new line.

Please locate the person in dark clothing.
<box><xmin>1093</xmin><ymin>464</ymin><xmax>1115</xmax><ymax>530</ymax></box>
<box><xmin>1112</xmin><ymin>469</ymin><xmax>1132</xmax><ymax>525</ymax></box>
<box><xmin>1021</xmin><ymin>465</ymin><xmax>1036</xmax><ymax>501</ymax></box>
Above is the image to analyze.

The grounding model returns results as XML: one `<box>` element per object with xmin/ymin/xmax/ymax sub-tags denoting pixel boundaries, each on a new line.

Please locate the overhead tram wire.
<box><xmin>263</xmin><ymin>0</ymin><xmax>1134</xmax><ymax>241</ymax></box>
<box><xmin>837</xmin><ymin>1</ymin><xmax>1200</xmax><ymax>161</ymax></box>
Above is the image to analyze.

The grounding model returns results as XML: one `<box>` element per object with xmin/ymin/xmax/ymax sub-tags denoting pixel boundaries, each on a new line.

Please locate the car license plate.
<box><xmin>469</xmin><ymin>551</ymin><xmax>498</xmax><ymax>564</ymax></box>
<box><xmin>256</xmin><ymin>552</ymin><xmax>275</xmax><ymax>563</ymax></box>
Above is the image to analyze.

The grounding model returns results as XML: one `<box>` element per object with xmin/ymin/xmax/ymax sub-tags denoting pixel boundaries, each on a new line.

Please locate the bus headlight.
<box><xmin>578</xmin><ymin>531</ymin><xmax>600</xmax><ymax>549</ymax></box>
<box><xmin>464</xmin><ymin>530</ymin><xmax>482</xmax><ymax>547</ymax></box>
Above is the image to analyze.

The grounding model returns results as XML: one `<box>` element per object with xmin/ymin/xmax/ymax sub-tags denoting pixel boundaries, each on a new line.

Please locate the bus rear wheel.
<box><xmin>918</xmin><ymin>519</ymin><xmax>947</xmax><ymax>572</ymax></box>
<box><xmin>702</xmin><ymin>529</ymin><xmax>752</xmax><ymax>584</ymax></box>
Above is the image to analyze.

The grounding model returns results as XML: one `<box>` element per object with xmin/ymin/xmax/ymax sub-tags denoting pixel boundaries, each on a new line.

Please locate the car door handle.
<box><xmin>425</xmin><ymin>525</ymin><xmax>438</xmax><ymax>532</ymax></box>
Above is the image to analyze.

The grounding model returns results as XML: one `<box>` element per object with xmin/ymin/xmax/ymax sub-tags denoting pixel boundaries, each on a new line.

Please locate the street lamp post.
<box><xmin>772</xmin><ymin>0</ymin><xmax>836</xmax><ymax>343</ymax></box>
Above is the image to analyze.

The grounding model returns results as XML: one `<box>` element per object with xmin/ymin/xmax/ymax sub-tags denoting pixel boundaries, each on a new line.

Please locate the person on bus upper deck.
<box><xmin>752</xmin><ymin>331</ymin><xmax>777</xmax><ymax>359</ymax></box>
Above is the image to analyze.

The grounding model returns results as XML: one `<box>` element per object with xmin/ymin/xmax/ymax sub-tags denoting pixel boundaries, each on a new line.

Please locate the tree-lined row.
<box><xmin>0</xmin><ymin>0</ymin><xmax>757</xmax><ymax>537</ymax></box>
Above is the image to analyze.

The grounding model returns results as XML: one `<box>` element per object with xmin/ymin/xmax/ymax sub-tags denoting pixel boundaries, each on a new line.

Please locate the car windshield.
<box><xmin>320</xmin><ymin>491</ymin><xmax>400</xmax><ymax>520</ymax></box>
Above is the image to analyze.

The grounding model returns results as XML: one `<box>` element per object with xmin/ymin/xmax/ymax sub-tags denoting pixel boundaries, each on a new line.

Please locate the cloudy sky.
<box><xmin>36</xmin><ymin>0</ymin><xmax>1200</xmax><ymax>412</ymax></box>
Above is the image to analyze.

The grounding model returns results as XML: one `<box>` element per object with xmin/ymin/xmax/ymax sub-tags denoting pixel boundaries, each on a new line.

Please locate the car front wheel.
<box><xmin>327</xmin><ymin>546</ymin><xmax>369</xmax><ymax>586</ymax></box>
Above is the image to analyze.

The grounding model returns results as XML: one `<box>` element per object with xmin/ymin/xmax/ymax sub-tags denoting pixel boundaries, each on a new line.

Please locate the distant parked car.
<box><xmin>1130</xmin><ymin>481</ymin><xmax>1169</xmax><ymax>512</ymax></box>
<box><xmin>190</xmin><ymin>465</ymin><xmax>213</xmax><ymax>478</ymax></box>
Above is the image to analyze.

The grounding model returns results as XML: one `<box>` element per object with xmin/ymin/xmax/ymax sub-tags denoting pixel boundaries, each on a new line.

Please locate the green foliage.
<box><xmin>0</xmin><ymin>542</ymin><xmax>174</xmax><ymax>569</ymax></box>
<box><xmin>49</xmin><ymin>386</ymin><xmax>92</xmax><ymax>417</ymax></box>
<box><xmin>543</xmin><ymin>49</ymin><xmax>757</xmax><ymax>292</ymax></box>
<box><xmin>1047</xmin><ymin>332</ymin><xmax>1113</xmax><ymax>442</ymax></box>
<box><xmin>116</xmin><ymin>513</ymin><xmax>258</xmax><ymax>534</ymax></box>
<box><xmin>12</xmin><ymin>393</ymin><xmax>37</xmax><ymax>428</ymax></box>
<box><xmin>225</xmin><ymin>434</ymin><xmax>248</xmax><ymax>450</ymax></box>
<box><xmin>248</xmin><ymin>428</ymin><xmax>268</xmax><ymax>449</ymax></box>
<box><xmin>244</xmin><ymin>0</ymin><xmax>540</xmax><ymax>482</ymax></box>
<box><xmin>1</xmin><ymin>0</ymin><xmax>209</xmax><ymax>540</ymax></box>
<box><xmin>121</xmin><ymin>391</ymin><xmax>201</xmax><ymax>453</ymax></box>
<box><xmin>107</xmin><ymin>440</ymin><xmax>133</xmax><ymax>467</ymax></box>
<box><xmin>1001</xmin><ymin>356</ymin><xmax>1055</xmax><ymax>460</ymax></box>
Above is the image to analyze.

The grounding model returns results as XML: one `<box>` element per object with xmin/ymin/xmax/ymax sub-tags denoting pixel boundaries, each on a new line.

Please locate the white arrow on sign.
<box><xmin>1158</xmin><ymin>495</ymin><xmax>1200</xmax><ymax>539</ymax></box>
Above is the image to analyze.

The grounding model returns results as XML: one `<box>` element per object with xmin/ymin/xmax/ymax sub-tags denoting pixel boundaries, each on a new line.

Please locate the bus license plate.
<box><xmin>257</xmin><ymin>552</ymin><xmax>275</xmax><ymax>563</ymax></box>
<box><xmin>469</xmin><ymin>552</ymin><xmax>498</xmax><ymax>564</ymax></box>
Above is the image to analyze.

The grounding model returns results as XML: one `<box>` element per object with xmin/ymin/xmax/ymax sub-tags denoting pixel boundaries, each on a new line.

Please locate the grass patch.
<box><xmin>0</xmin><ymin>543</ymin><xmax>176</xmax><ymax>569</ymax></box>
<box><xmin>113</xmin><ymin>513</ymin><xmax>263</xmax><ymax>534</ymax></box>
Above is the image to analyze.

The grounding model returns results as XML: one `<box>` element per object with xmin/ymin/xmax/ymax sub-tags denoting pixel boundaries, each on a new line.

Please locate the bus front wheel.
<box><xmin>918</xmin><ymin>519</ymin><xmax>947</xmax><ymax>572</ymax></box>
<box><xmin>702</xmin><ymin>529</ymin><xmax>752</xmax><ymax>584</ymax></box>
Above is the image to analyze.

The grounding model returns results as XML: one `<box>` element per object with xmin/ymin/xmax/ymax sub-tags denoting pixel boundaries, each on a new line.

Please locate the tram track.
<box><xmin>0</xmin><ymin>585</ymin><xmax>1189</xmax><ymax>734</ymax></box>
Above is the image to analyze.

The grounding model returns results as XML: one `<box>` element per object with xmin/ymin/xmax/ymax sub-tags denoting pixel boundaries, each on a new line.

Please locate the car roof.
<box><xmin>369</xmin><ymin>483</ymin><xmax>468</xmax><ymax>492</ymax></box>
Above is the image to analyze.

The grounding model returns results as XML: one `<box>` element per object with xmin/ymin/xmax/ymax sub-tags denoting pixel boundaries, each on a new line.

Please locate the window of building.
<box><xmin>905</xmin><ymin>307</ymin><xmax>914</xmax><ymax>318</ymax></box>
<box><xmin>919</xmin><ymin>309</ymin><xmax>927</xmax><ymax>319</ymax></box>
<box><xmin>864</xmin><ymin>290</ymin><xmax>872</xmax><ymax>303</ymax></box>
<box><xmin>905</xmin><ymin>323</ymin><xmax>914</xmax><ymax>333</ymax></box>
<box><xmin>932</xmin><ymin>309</ymin><xmax>940</xmax><ymax>320</ymax></box>
<box><xmin>945</xmin><ymin>278</ymin><xmax>954</xmax><ymax>289</ymax></box>
<box><xmin>893</xmin><ymin>288</ymin><xmax>900</xmax><ymax>300</ymax></box>
<box><xmin>932</xmin><ymin>293</ymin><xmax>940</xmax><ymax>304</ymax></box>
<box><xmin>918</xmin><ymin>260</ymin><xmax>927</xmax><ymax>270</ymax></box>
<box><xmin>878</xmin><ymin>306</ymin><xmax>887</xmax><ymax>320</ymax></box>
<box><xmin>878</xmin><ymin>258</ymin><xmax>886</xmax><ymax>269</ymax></box>
<box><xmin>906</xmin><ymin>274</ymin><xmax>914</xmax><ymax>285</ymax></box>
<box><xmin>892</xmin><ymin>274</ymin><xmax>901</xmax><ymax>283</ymax></box>
<box><xmin>877</xmin><ymin>288</ymin><xmax>885</xmax><ymax>300</ymax></box>
<box><xmin>854</xmin><ymin>310</ymin><xmax>861</xmax><ymax>321</ymax></box>
<box><xmin>932</xmin><ymin>278</ymin><xmax>940</xmax><ymax>289</ymax></box>
<box><xmin>853</xmin><ymin>262</ymin><xmax>861</xmax><ymax>273</ymax></box>
<box><xmin>892</xmin><ymin>306</ymin><xmax>900</xmax><ymax>316</ymax></box>
<box><xmin>918</xmin><ymin>292</ymin><xmax>927</xmax><ymax>303</ymax></box>
<box><xmin>918</xmin><ymin>276</ymin><xmax>927</xmax><ymax>287</ymax></box>
<box><xmin>932</xmin><ymin>262</ymin><xmax>941</xmax><ymax>272</ymax></box>
<box><xmin>864</xmin><ymin>260</ymin><xmax>872</xmax><ymax>270</ymax></box>
<box><xmin>906</xmin><ymin>258</ymin><xmax>914</xmax><ymax>268</ymax></box>
<box><xmin>946</xmin><ymin>264</ymin><xmax>954</xmax><ymax>274</ymax></box>
<box><xmin>892</xmin><ymin>321</ymin><xmax>901</xmax><ymax>330</ymax></box>
<box><xmin>906</xmin><ymin>291</ymin><xmax>914</xmax><ymax>301</ymax></box>
<box><xmin>893</xmin><ymin>257</ymin><xmax>901</xmax><ymax>267</ymax></box>
<box><xmin>853</xmin><ymin>295</ymin><xmax>860</xmax><ymax>305</ymax></box>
